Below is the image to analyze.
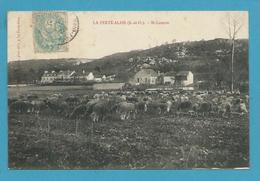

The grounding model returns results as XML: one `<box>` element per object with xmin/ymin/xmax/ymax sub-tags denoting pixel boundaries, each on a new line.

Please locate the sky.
<box><xmin>8</xmin><ymin>11</ymin><xmax>248</xmax><ymax>61</ymax></box>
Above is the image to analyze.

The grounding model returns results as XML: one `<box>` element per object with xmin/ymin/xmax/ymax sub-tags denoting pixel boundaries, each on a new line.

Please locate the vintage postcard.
<box><xmin>8</xmin><ymin>11</ymin><xmax>249</xmax><ymax>169</ymax></box>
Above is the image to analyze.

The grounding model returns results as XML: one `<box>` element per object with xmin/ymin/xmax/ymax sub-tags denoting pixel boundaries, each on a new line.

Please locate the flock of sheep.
<box><xmin>8</xmin><ymin>89</ymin><xmax>249</xmax><ymax>122</ymax></box>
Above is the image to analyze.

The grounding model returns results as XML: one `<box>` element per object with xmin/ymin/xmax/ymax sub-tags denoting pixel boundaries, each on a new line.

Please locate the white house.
<box><xmin>41</xmin><ymin>70</ymin><xmax>78</xmax><ymax>84</ymax></box>
<box><xmin>94</xmin><ymin>77</ymin><xmax>102</xmax><ymax>82</ymax></box>
<box><xmin>102</xmin><ymin>75</ymin><xmax>107</xmax><ymax>81</ymax></box>
<box><xmin>131</xmin><ymin>68</ymin><xmax>158</xmax><ymax>85</ymax></box>
<box><xmin>87</xmin><ymin>72</ymin><xmax>95</xmax><ymax>80</ymax></box>
<box><xmin>56</xmin><ymin>70</ymin><xmax>76</xmax><ymax>81</ymax></box>
<box><xmin>175</xmin><ymin>71</ymin><xmax>193</xmax><ymax>86</ymax></box>
<box><xmin>163</xmin><ymin>76</ymin><xmax>175</xmax><ymax>85</ymax></box>
<box><xmin>106</xmin><ymin>74</ymin><xmax>116</xmax><ymax>81</ymax></box>
<box><xmin>163</xmin><ymin>72</ymin><xmax>175</xmax><ymax>85</ymax></box>
<box><xmin>41</xmin><ymin>71</ymin><xmax>57</xmax><ymax>84</ymax></box>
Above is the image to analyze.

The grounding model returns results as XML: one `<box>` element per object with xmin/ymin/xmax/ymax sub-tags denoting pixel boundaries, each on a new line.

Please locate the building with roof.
<box><xmin>163</xmin><ymin>71</ymin><xmax>175</xmax><ymax>85</ymax></box>
<box><xmin>175</xmin><ymin>71</ymin><xmax>193</xmax><ymax>86</ymax></box>
<box><xmin>56</xmin><ymin>70</ymin><xmax>77</xmax><ymax>81</ymax></box>
<box><xmin>131</xmin><ymin>68</ymin><xmax>158</xmax><ymax>85</ymax></box>
<box><xmin>77</xmin><ymin>70</ymin><xmax>88</xmax><ymax>81</ymax></box>
<box><xmin>41</xmin><ymin>70</ymin><xmax>78</xmax><ymax>84</ymax></box>
<box><xmin>41</xmin><ymin>71</ymin><xmax>58</xmax><ymax>84</ymax></box>
<box><xmin>86</xmin><ymin>72</ymin><xmax>95</xmax><ymax>81</ymax></box>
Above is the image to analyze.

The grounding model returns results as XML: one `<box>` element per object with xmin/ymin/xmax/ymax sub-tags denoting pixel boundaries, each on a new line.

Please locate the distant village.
<box><xmin>41</xmin><ymin>70</ymin><xmax>116</xmax><ymax>84</ymax></box>
<box><xmin>41</xmin><ymin>65</ymin><xmax>194</xmax><ymax>90</ymax></box>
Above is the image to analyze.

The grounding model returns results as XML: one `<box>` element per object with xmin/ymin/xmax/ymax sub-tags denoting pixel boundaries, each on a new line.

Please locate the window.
<box><xmin>137</xmin><ymin>78</ymin><xmax>140</xmax><ymax>83</ymax></box>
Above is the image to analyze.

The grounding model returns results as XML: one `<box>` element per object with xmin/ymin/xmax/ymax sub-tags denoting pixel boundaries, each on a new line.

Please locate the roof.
<box><xmin>57</xmin><ymin>70</ymin><xmax>76</xmax><ymax>76</ymax></box>
<box><xmin>176</xmin><ymin>71</ymin><xmax>191</xmax><ymax>76</ymax></box>
<box><xmin>42</xmin><ymin>71</ymin><xmax>57</xmax><ymax>77</ymax></box>
<box><xmin>136</xmin><ymin>68</ymin><xmax>158</xmax><ymax>77</ymax></box>
<box><xmin>42</xmin><ymin>70</ymin><xmax>78</xmax><ymax>77</ymax></box>
<box><xmin>164</xmin><ymin>71</ymin><xmax>176</xmax><ymax>76</ymax></box>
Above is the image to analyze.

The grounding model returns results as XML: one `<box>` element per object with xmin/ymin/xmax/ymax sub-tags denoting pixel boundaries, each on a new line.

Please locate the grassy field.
<box><xmin>8</xmin><ymin>86</ymin><xmax>249</xmax><ymax>169</ymax></box>
<box><xmin>8</xmin><ymin>85</ymin><xmax>94</xmax><ymax>98</ymax></box>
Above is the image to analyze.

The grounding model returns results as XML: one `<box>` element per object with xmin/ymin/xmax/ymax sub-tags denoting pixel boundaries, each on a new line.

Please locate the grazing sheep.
<box><xmin>121</xmin><ymin>95</ymin><xmax>127</xmax><ymax>101</ymax></box>
<box><xmin>166</xmin><ymin>100</ymin><xmax>173</xmax><ymax>113</ymax></box>
<box><xmin>245</xmin><ymin>95</ymin><xmax>249</xmax><ymax>104</ymax></box>
<box><xmin>81</xmin><ymin>95</ymin><xmax>90</xmax><ymax>104</ymax></box>
<box><xmin>9</xmin><ymin>100</ymin><xmax>31</xmax><ymax>114</ymax></box>
<box><xmin>239</xmin><ymin>103</ymin><xmax>248</xmax><ymax>114</ymax></box>
<box><xmin>65</xmin><ymin>96</ymin><xmax>80</xmax><ymax>106</ymax></box>
<box><xmin>31</xmin><ymin>100</ymin><xmax>48</xmax><ymax>114</ymax></box>
<box><xmin>232</xmin><ymin>102</ymin><xmax>248</xmax><ymax>115</ymax></box>
<box><xmin>45</xmin><ymin>100</ymin><xmax>69</xmax><ymax>115</ymax></box>
<box><xmin>177</xmin><ymin>101</ymin><xmax>192</xmax><ymax>113</ymax></box>
<box><xmin>84</xmin><ymin>99</ymin><xmax>100</xmax><ymax>118</ymax></box>
<box><xmin>116</xmin><ymin>101</ymin><xmax>136</xmax><ymax>120</ymax></box>
<box><xmin>135</xmin><ymin>101</ymin><xmax>147</xmax><ymax>114</ymax></box>
<box><xmin>198</xmin><ymin>102</ymin><xmax>212</xmax><ymax>116</ymax></box>
<box><xmin>126</xmin><ymin>96</ymin><xmax>138</xmax><ymax>103</ymax></box>
<box><xmin>147</xmin><ymin>101</ymin><xmax>165</xmax><ymax>115</ymax></box>
<box><xmin>218</xmin><ymin>102</ymin><xmax>232</xmax><ymax>117</ymax></box>
<box><xmin>191</xmin><ymin>103</ymin><xmax>200</xmax><ymax>116</ymax></box>
<box><xmin>69</xmin><ymin>104</ymin><xmax>87</xmax><ymax>119</ymax></box>
<box><xmin>89</xmin><ymin>99</ymin><xmax>116</xmax><ymax>122</ymax></box>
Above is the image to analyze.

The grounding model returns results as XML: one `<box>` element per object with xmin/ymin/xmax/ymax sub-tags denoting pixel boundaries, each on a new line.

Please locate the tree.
<box><xmin>223</xmin><ymin>13</ymin><xmax>244</xmax><ymax>92</ymax></box>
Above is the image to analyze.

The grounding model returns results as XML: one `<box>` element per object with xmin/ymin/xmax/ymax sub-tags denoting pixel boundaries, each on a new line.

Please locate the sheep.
<box><xmin>45</xmin><ymin>100</ymin><xmax>69</xmax><ymax>116</ymax></box>
<box><xmin>177</xmin><ymin>101</ymin><xmax>192</xmax><ymax>113</ymax></box>
<box><xmin>218</xmin><ymin>101</ymin><xmax>232</xmax><ymax>117</ymax></box>
<box><xmin>146</xmin><ymin>101</ymin><xmax>165</xmax><ymax>115</ymax></box>
<box><xmin>198</xmin><ymin>102</ymin><xmax>212</xmax><ymax>116</ymax></box>
<box><xmin>31</xmin><ymin>100</ymin><xmax>48</xmax><ymax>114</ymax></box>
<box><xmin>116</xmin><ymin>102</ymin><xmax>136</xmax><ymax>120</ymax></box>
<box><xmin>69</xmin><ymin>104</ymin><xmax>87</xmax><ymax>119</ymax></box>
<box><xmin>231</xmin><ymin>100</ymin><xmax>248</xmax><ymax>116</ymax></box>
<box><xmin>9</xmin><ymin>100</ymin><xmax>31</xmax><ymax>114</ymax></box>
<box><xmin>88</xmin><ymin>99</ymin><xmax>117</xmax><ymax>122</ymax></box>
<box><xmin>166</xmin><ymin>100</ymin><xmax>173</xmax><ymax>113</ymax></box>
<box><xmin>135</xmin><ymin>101</ymin><xmax>147</xmax><ymax>114</ymax></box>
<box><xmin>65</xmin><ymin>96</ymin><xmax>80</xmax><ymax>106</ymax></box>
<box><xmin>126</xmin><ymin>96</ymin><xmax>138</xmax><ymax>103</ymax></box>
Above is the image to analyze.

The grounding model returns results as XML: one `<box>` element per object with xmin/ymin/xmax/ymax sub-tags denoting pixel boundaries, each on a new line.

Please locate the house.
<box><xmin>175</xmin><ymin>71</ymin><xmax>193</xmax><ymax>86</ymax></box>
<box><xmin>41</xmin><ymin>70</ymin><xmax>77</xmax><ymax>84</ymax></box>
<box><xmin>94</xmin><ymin>74</ymin><xmax>102</xmax><ymax>82</ymax></box>
<box><xmin>56</xmin><ymin>70</ymin><xmax>77</xmax><ymax>81</ymax></box>
<box><xmin>131</xmin><ymin>68</ymin><xmax>158</xmax><ymax>85</ymax></box>
<box><xmin>77</xmin><ymin>70</ymin><xmax>88</xmax><ymax>81</ymax></box>
<box><xmin>102</xmin><ymin>75</ymin><xmax>107</xmax><ymax>81</ymax></box>
<box><xmin>163</xmin><ymin>72</ymin><xmax>175</xmax><ymax>85</ymax></box>
<box><xmin>41</xmin><ymin>71</ymin><xmax>57</xmax><ymax>84</ymax></box>
<box><xmin>57</xmin><ymin>70</ymin><xmax>95</xmax><ymax>82</ymax></box>
<box><xmin>86</xmin><ymin>72</ymin><xmax>95</xmax><ymax>81</ymax></box>
<box><xmin>106</xmin><ymin>74</ymin><xmax>116</xmax><ymax>81</ymax></box>
<box><xmin>164</xmin><ymin>76</ymin><xmax>175</xmax><ymax>85</ymax></box>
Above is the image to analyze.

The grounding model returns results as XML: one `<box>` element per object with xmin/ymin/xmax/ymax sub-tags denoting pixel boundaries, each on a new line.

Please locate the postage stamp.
<box><xmin>32</xmin><ymin>11</ymin><xmax>68</xmax><ymax>53</ymax></box>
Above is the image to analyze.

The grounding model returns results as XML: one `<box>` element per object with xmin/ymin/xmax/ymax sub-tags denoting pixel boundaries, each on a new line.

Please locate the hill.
<box><xmin>8</xmin><ymin>38</ymin><xmax>248</xmax><ymax>88</ymax></box>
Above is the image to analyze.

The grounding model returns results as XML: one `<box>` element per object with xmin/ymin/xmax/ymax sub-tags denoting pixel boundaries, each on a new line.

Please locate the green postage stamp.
<box><xmin>32</xmin><ymin>12</ymin><xmax>68</xmax><ymax>53</ymax></box>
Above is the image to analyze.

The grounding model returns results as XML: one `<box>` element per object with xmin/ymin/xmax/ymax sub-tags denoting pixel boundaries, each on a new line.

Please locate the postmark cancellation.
<box><xmin>32</xmin><ymin>11</ymin><xmax>68</xmax><ymax>53</ymax></box>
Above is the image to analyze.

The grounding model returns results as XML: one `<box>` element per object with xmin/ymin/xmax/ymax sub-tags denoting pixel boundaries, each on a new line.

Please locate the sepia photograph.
<box><xmin>8</xmin><ymin>11</ymin><xmax>249</xmax><ymax>169</ymax></box>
